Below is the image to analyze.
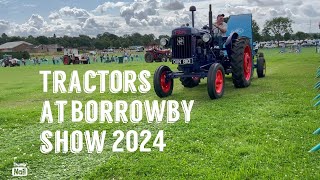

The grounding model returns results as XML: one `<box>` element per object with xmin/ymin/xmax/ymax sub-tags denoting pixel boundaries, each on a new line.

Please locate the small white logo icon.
<box><xmin>232</xmin><ymin>28</ymin><xmax>244</xmax><ymax>34</ymax></box>
<box><xmin>177</xmin><ymin>37</ymin><xmax>185</xmax><ymax>46</ymax></box>
<box><xmin>12</xmin><ymin>162</ymin><xmax>28</xmax><ymax>177</ymax></box>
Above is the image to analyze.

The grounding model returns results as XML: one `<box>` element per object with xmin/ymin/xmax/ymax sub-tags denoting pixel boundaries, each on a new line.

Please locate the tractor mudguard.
<box><xmin>225</xmin><ymin>32</ymin><xmax>239</xmax><ymax>49</ymax></box>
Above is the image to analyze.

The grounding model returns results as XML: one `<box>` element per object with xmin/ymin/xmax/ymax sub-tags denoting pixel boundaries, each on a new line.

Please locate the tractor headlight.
<box><xmin>202</xmin><ymin>33</ymin><xmax>212</xmax><ymax>43</ymax></box>
<box><xmin>160</xmin><ymin>38</ymin><xmax>169</xmax><ymax>46</ymax></box>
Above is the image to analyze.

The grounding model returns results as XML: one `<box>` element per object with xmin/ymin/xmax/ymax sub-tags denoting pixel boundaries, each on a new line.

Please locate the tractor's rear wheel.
<box><xmin>207</xmin><ymin>63</ymin><xmax>225</xmax><ymax>99</ymax></box>
<box><xmin>145</xmin><ymin>53</ymin><xmax>153</xmax><ymax>63</ymax></box>
<box><xmin>231</xmin><ymin>38</ymin><xmax>253</xmax><ymax>88</ymax></box>
<box><xmin>257</xmin><ymin>56</ymin><xmax>266</xmax><ymax>78</ymax></box>
<box><xmin>154</xmin><ymin>65</ymin><xmax>173</xmax><ymax>98</ymax></box>
<box><xmin>180</xmin><ymin>77</ymin><xmax>200</xmax><ymax>88</ymax></box>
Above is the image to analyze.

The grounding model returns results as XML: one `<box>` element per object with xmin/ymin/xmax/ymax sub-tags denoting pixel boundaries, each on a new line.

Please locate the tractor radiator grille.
<box><xmin>172</xmin><ymin>35</ymin><xmax>192</xmax><ymax>59</ymax></box>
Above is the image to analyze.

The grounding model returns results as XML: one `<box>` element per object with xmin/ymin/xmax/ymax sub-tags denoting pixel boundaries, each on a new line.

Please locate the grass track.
<box><xmin>0</xmin><ymin>48</ymin><xmax>319</xmax><ymax>179</ymax></box>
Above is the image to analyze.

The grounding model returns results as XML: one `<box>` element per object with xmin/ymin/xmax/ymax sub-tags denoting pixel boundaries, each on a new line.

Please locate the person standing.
<box><xmin>21</xmin><ymin>58</ymin><xmax>26</xmax><ymax>66</ymax></box>
<box><xmin>52</xmin><ymin>56</ymin><xmax>55</xmax><ymax>65</ymax></box>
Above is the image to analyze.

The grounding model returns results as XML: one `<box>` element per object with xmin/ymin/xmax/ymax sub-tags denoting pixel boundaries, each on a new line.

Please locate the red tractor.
<box><xmin>63</xmin><ymin>48</ymin><xmax>89</xmax><ymax>65</ymax></box>
<box><xmin>144</xmin><ymin>47</ymin><xmax>171</xmax><ymax>63</ymax></box>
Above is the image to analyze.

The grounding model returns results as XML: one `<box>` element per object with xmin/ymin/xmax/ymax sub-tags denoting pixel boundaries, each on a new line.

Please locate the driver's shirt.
<box><xmin>212</xmin><ymin>22</ymin><xmax>227</xmax><ymax>37</ymax></box>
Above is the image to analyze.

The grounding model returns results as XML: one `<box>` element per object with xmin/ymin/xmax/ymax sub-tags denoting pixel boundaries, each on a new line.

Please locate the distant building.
<box><xmin>0</xmin><ymin>41</ymin><xmax>33</xmax><ymax>52</ymax></box>
<box><xmin>32</xmin><ymin>44</ymin><xmax>63</xmax><ymax>53</ymax></box>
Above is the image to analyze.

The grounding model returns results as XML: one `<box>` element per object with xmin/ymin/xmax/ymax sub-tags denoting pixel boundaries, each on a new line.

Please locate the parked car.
<box><xmin>264</xmin><ymin>44</ymin><xmax>276</xmax><ymax>48</ymax></box>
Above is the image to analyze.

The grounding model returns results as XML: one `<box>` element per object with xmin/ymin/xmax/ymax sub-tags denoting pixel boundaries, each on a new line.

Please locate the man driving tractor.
<box><xmin>212</xmin><ymin>14</ymin><xmax>228</xmax><ymax>37</ymax></box>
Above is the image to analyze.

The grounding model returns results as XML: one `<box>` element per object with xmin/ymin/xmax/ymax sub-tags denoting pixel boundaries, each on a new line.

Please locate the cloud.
<box><xmin>1</xmin><ymin>0</ymin><xmax>320</xmax><ymax>38</ymax></box>
<box><xmin>0</xmin><ymin>20</ymin><xmax>10</xmax><ymax>32</ymax></box>
<box><xmin>59</xmin><ymin>6</ymin><xmax>90</xmax><ymax>18</ymax></box>
<box><xmin>120</xmin><ymin>0</ymin><xmax>160</xmax><ymax>24</ymax></box>
<box><xmin>93</xmin><ymin>2</ymin><xmax>126</xmax><ymax>13</ymax></box>
<box><xmin>162</xmin><ymin>0</ymin><xmax>185</xmax><ymax>11</ymax></box>
<box><xmin>49</xmin><ymin>6</ymin><xmax>91</xmax><ymax>23</ymax></box>
<box><xmin>246</xmin><ymin>0</ymin><xmax>284</xmax><ymax>6</ymax></box>
<box><xmin>301</xmin><ymin>4</ymin><xmax>320</xmax><ymax>17</ymax></box>
<box><xmin>0</xmin><ymin>0</ymin><xmax>9</xmax><ymax>5</ymax></box>
<box><xmin>27</xmin><ymin>14</ymin><xmax>46</xmax><ymax>29</ymax></box>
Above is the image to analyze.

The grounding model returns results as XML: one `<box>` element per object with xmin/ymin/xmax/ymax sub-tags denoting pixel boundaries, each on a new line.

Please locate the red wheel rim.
<box><xmin>160</xmin><ymin>72</ymin><xmax>171</xmax><ymax>93</ymax></box>
<box><xmin>243</xmin><ymin>46</ymin><xmax>252</xmax><ymax>81</ymax></box>
<box><xmin>215</xmin><ymin>69</ymin><xmax>223</xmax><ymax>94</ymax></box>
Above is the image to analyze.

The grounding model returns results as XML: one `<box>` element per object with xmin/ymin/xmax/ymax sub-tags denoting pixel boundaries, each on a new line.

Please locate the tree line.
<box><xmin>253</xmin><ymin>17</ymin><xmax>320</xmax><ymax>42</ymax></box>
<box><xmin>0</xmin><ymin>17</ymin><xmax>319</xmax><ymax>49</ymax></box>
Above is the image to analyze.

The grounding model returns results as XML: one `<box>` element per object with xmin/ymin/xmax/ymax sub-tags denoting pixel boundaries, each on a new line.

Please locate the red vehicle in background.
<box><xmin>144</xmin><ymin>46</ymin><xmax>171</xmax><ymax>63</ymax></box>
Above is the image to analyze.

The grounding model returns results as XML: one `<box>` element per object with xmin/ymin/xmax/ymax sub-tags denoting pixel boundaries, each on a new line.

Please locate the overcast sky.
<box><xmin>0</xmin><ymin>0</ymin><xmax>319</xmax><ymax>37</ymax></box>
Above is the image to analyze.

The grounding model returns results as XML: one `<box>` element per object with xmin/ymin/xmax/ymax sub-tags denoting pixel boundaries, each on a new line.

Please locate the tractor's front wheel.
<box><xmin>74</xmin><ymin>57</ymin><xmax>80</xmax><ymax>64</ymax></box>
<box><xmin>207</xmin><ymin>63</ymin><xmax>225</xmax><ymax>99</ymax></box>
<box><xmin>145</xmin><ymin>52</ymin><xmax>153</xmax><ymax>63</ymax></box>
<box><xmin>231</xmin><ymin>38</ymin><xmax>253</xmax><ymax>88</ymax></box>
<box><xmin>154</xmin><ymin>65</ymin><xmax>173</xmax><ymax>98</ymax></box>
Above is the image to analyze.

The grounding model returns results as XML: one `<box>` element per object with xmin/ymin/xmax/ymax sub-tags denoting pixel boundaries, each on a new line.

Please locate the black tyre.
<box><xmin>257</xmin><ymin>57</ymin><xmax>266</xmax><ymax>78</ymax></box>
<box><xmin>231</xmin><ymin>38</ymin><xmax>253</xmax><ymax>88</ymax></box>
<box><xmin>154</xmin><ymin>65</ymin><xmax>173</xmax><ymax>98</ymax></box>
<box><xmin>74</xmin><ymin>57</ymin><xmax>80</xmax><ymax>64</ymax></box>
<box><xmin>180</xmin><ymin>77</ymin><xmax>200</xmax><ymax>88</ymax></box>
<box><xmin>207</xmin><ymin>63</ymin><xmax>225</xmax><ymax>99</ymax></box>
<box><xmin>145</xmin><ymin>53</ymin><xmax>153</xmax><ymax>63</ymax></box>
<box><xmin>158</xmin><ymin>54</ymin><xmax>167</xmax><ymax>62</ymax></box>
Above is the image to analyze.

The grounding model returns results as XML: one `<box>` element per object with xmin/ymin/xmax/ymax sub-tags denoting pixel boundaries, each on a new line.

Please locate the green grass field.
<box><xmin>0</xmin><ymin>48</ymin><xmax>319</xmax><ymax>179</ymax></box>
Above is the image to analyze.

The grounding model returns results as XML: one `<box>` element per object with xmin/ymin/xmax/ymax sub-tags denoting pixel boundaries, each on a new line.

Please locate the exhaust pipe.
<box><xmin>189</xmin><ymin>6</ymin><xmax>196</xmax><ymax>27</ymax></box>
<box><xmin>209</xmin><ymin>4</ymin><xmax>212</xmax><ymax>32</ymax></box>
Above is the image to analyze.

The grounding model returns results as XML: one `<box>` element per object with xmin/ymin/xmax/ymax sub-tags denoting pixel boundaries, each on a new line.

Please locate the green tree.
<box><xmin>1</xmin><ymin>33</ymin><xmax>9</xmax><ymax>44</ymax></box>
<box><xmin>283</xmin><ymin>32</ymin><xmax>291</xmax><ymax>40</ymax></box>
<box><xmin>252</xmin><ymin>20</ymin><xmax>261</xmax><ymax>42</ymax></box>
<box><xmin>36</xmin><ymin>36</ymin><xmax>49</xmax><ymax>45</ymax></box>
<box><xmin>263</xmin><ymin>17</ymin><xmax>293</xmax><ymax>44</ymax></box>
<box><xmin>295</xmin><ymin>31</ymin><xmax>309</xmax><ymax>40</ymax></box>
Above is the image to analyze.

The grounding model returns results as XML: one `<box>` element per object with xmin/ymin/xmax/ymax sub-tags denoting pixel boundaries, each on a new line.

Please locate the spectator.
<box><xmin>100</xmin><ymin>54</ymin><xmax>103</xmax><ymax>63</ymax></box>
<box><xmin>52</xmin><ymin>56</ymin><xmax>55</xmax><ymax>65</ymax></box>
<box><xmin>21</xmin><ymin>58</ymin><xmax>26</xmax><ymax>66</ymax></box>
<box><xmin>111</xmin><ymin>55</ymin><xmax>114</xmax><ymax>62</ymax></box>
<box><xmin>297</xmin><ymin>43</ymin><xmax>302</xmax><ymax>53</ymax></box>
<box><xmin>86</xmin><ymin>55</ymin><xmax>90</xmax><ymax>64</ymax></box>
<box><xmin>37</xmin><ymin>57</ymin><xmax>40</xmax><ymax>65</ymax></box>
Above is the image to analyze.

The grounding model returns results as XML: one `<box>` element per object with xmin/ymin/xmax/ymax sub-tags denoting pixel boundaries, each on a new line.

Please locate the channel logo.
<box><xmin>12</xmin><ymin>162</ymin><xmax>28</xmax><ymax>177</ymax></box>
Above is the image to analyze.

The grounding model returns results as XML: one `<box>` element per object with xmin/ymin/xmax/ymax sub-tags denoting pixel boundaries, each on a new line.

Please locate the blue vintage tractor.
<box><xmin>153</xmin><ymin>5</ymin><xmax>266</xmax><ymax>99</ymax></box>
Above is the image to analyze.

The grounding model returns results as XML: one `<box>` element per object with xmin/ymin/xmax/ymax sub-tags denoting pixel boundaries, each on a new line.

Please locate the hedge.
<box><xmin>0</xmin><ymin>51</ymin><xmax>30</xmax><ymax>59</ymax></box>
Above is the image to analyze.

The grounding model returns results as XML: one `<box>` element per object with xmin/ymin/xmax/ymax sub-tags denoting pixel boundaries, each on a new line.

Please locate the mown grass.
<box><xmin>0</xmin><ymin>47</ymin><xmax>319</xmax><ymax>179</ymax></box>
